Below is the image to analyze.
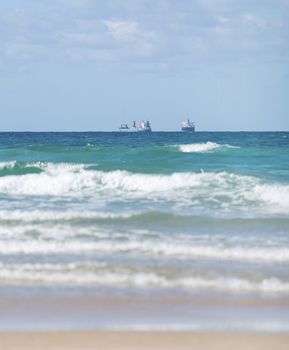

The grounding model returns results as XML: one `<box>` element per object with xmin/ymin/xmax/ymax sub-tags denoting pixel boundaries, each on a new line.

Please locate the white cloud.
<box><xmin>59</xmin><ymin>18</ymin><xmax>157</xmax><ymax>62</ymax></box>
<box><xmin>241</xmin><ymin>14</ymin><xmax>267</xmax><ymax>29</ymax></box>
<box><xmin>103</xmin><ymin>20</ymin><xmax>139</xmax><ymax>40</ymax></box>
<box><xmin>0</xmin><ymin>0</ymin><xmax>288</xmax><ymax>69</ymax></box>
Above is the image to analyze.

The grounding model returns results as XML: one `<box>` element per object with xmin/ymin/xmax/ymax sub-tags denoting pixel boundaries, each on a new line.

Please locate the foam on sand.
<box><xmin>0</xmin><ymin>239</ymin><xmax>288</xmax><ymax>263</ymax></box>
<box><xmin>0</xmin><ymin>263</ymin><xmax>288</xmax><ymax>293</ymax></box>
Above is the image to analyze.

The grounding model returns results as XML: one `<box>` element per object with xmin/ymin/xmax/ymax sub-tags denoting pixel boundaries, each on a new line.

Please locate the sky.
<box><xmin>0</xmin><ymin>0</ymin><xmax>289</xmax><ymax>131</ymax></box>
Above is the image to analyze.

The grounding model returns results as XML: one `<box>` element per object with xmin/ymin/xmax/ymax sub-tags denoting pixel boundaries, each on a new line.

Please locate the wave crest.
<box><xmin>0</xmin><ymin>163</ymin><xmax>253</xmax><ymax>195</ymax></box>
<box><xmin>0</xmin><ymin>239</ymin><xmax>288</xmax><ymax>264</ymax></box>
<box><xmin>0</xmin><ymin>163</ymin><xmax>288</xmax><ymax>214</ymax></box>
<box><xmin>178</xmin><ymin>142</ymin><xmax>239</xmax><ymax>153</ymax></box>
<box><xmin>0</xmin><ymin>264</ymin><xmax>287</xmax><ymax>293</ymax></box>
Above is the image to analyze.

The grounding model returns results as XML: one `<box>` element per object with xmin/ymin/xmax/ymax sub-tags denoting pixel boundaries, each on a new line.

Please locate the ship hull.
<box><xmin>181</xmin><ymin>127</ymin><xmax>195</xmax><ymax>132</ymax></box>
<box><xmin>137</xmin><ymin>129</ymin><xmax>152</xmax><ymax>132</ymax></box>
<box><xmin>119</xmin><ymin>129</ymin><xmax>137</xmax><ymax>132</ymax></box>
<box><xmin>118</xmin><ymin>128</ymin><xmax>151</xmax><ymax>132</ymax></box>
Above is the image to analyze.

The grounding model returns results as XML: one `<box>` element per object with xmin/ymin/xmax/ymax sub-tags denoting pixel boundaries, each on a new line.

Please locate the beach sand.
<box><xmin>1</xmin><ymin>331</ymin><xmax>289</xmax><ymax>350</ymax></box>
<box><xmin>1</xmin><ymin>287</ymin><xmax>289</xmax><ymax>349</ymax></box>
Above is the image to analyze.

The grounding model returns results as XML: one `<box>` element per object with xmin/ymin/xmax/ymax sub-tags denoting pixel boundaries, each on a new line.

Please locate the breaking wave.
<box><xmin>0</xmin><ymin>239</ymin><xmax>288</xmax><ymax>264</ymax></box>
<box><xmin>178</xmin><ymin>142</ymin><xmax>239</xmax><ymax>153</ymax></box>
<box><xmin>0</xmin><ymin>264</ymin><xmax>287</xmax><ymax>293</ymax></box>
<box><xmin>0</xmin><ymin>209</ymin><xmax>139</xmax><ymax>222</ymax></box>
<box><xmin>0</xmin><ymin>162</ymin><xmax>288</xmax><ymax>214</ymax></box>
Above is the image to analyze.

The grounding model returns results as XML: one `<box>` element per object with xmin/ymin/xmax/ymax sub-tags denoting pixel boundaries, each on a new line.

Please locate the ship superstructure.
<box><xmin>119</xmin><ymin>120</ymin><xmax>152</xmax><ymax>132</ymax></box>
<box><xmin>138</xmin><ymin>121</ymin><xmax>152</xmax><ymax>132</ymax></box>
<box><xmin>181</xmin><ymin>119</ymin><xmax>195</xmax><ymax>132</ymax></box>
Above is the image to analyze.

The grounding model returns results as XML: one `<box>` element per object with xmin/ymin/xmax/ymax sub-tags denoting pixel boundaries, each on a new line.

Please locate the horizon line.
<box><xmin>0</xmin><ymin>130</ymin><xmax>288</xmax><ymax>133</ymax></box>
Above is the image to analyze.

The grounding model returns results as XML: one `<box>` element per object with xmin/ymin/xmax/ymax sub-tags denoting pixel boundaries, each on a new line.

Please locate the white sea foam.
<box><xmin>0</xmin><ymin>161</ymin><xmax>17</xmax><ymax>169</ymax></box>
<box><xmin>0</xmin><ymin>239</ymin><xmax>288</xmax><ymax>263</ymax></box>
<box><xmin>146</xmin><ymin>244</ymin><xmax>289</xmax><ymax>263</ymax></box>
<box><xmin>0</xmin><ymin>209</ymin><xmax>138</xmax><ymax>222</ymax></box>
<box><xmin>252</xmin><ymin>184</ymin><xmax>289</xmax><ymax>208</ymax></box>
<box><xmin>0</xmin><ymin>163</ymin><xmax>95</xmax><ymax>196</ymax></box>
<box><xmin>176</xmin><ymin>276</ymin><xmax>289</xmax><ymax>293</ymax></box>
<box><xmin>0</xmin><ymin>163</ymin><xmax>253</xmax><ymax>196</ymax></box>
<box><xmin>0</xmin><ymin>269</ymin><xmax>164</xmax><ymax>287</ymax></box>
<box><xmin>0</xmin><ymin>163</ymin><xmax>288</xmax><ymax>214</ymax></box>
<box><xmin>178</xmin><ymin>142</ymin><xmax>239</xmax><ymax>153</ymax></box>
<box><xmin>0</xmin><ymin>265</ymin><xmax>287</xmax><ymax>293</ymax></box>
<box><xmin>0</xmin><ymin>262</ymin><xmax>107</xmax><ymax>271</ymax></box>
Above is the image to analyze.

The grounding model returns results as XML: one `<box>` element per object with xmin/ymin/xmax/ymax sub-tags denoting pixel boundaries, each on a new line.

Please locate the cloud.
<box><xmin>0</xmin><ymin>0</ymin><xmax>288</xmax><ymax>70</ymax></box>
<box><xmin>59</xmin><ymin>18</ymin><xmax>157</xmax><ymax>63</ymax></box>
<box><xmin>103</xmin><ymin>20</ymin><xmax>138</xmax><ymax>40</ymax></box>
<box><xmin>5</xmin><ymin>40</ymin><xmax>46</xmax><ymax>60</ymax></box>
<box><xmin>102</xmin><ymin>19</ymin><xmax>157</xmax><ymax>57</ymax></box>
<box><xmin>241</xmin><ymin>14</ymin><xmax>268</xmax><ymax>29</ymax></box>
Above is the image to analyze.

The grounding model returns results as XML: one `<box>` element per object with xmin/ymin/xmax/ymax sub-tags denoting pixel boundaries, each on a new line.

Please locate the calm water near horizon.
<box><xmin>0</xmin><ymin>131</ymin><xmax>288</xmax><ymax>331</ymax></box>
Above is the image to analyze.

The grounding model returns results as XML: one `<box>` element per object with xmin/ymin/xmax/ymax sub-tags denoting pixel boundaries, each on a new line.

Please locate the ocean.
<box><xmin>0</xmin><ymin>131</ymin><xmax>289</xmax><ymax>331</ymax></box>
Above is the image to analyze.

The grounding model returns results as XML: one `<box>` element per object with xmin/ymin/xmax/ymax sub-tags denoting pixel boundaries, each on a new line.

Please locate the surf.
<box><xmin>0</xmin><ymin>163</ymin><xmax>288</xmax><ymax>215</ymax></box>
<box><xmin>178</xmin><ymin>142</ymin><xmax>240</xmax><ymax>153</ymax></box>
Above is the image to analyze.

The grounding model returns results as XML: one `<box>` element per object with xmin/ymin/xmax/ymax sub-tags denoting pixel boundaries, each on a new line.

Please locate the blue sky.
<box><xmin>0</xmin><ymin>0</ymin><xmax>289</xmax><ymax>131</ymax></box>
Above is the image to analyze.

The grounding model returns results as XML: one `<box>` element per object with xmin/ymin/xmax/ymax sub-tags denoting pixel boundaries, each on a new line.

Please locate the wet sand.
<box><xmin>1</xmin><ymin>286</ymin><xmax>289</xmax><ymax>332</ymax></box>
<box><xmin>1</xmin><ymin>287</ymin><xmax>289</xmax><ymax>349</ymax></box>
<box><xmin>1</xmin><ymin>331</ymin><xmax>289</xmax><ymax>350</ymax></box>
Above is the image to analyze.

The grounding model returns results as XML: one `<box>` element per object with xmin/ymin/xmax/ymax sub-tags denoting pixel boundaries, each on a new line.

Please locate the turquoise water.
<box><xmin>0</xmin><ymin>132</ymin><xmax>288</xmax><ymax>296</ymax></box>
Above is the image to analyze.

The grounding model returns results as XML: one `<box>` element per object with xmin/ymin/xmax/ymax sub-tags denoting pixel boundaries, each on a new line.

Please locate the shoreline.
<box><xmin>1</xmin><ymin>331</ymin><xmax>289</xmax><ymax>350</ymax></box>
<box><xmin>1</xmin><ymin>285</ymin><xmax>289</xmax><ymax>332</ymax></box>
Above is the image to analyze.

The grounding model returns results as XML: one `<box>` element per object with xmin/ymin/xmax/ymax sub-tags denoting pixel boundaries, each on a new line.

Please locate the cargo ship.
<box><xmin>181</xmin><ymin>119</ymin><xmax>195</xmax><ymax>132</ymax></box>
<box><xmin>138</xmin><ymin>121</ymin><xmax>151</xmax><ymax>132</ymax></box>
<box><xmin>119</xmin><ymin>121</ymin><xmax>152</xmax><ymax>132</ymax></box>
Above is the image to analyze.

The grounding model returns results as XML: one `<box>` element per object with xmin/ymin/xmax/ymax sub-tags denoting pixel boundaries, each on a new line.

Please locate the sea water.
<box><xmin>0</xmin><ymin>131</ymin><xmax>288</xmax><ymax>330</ymax></box>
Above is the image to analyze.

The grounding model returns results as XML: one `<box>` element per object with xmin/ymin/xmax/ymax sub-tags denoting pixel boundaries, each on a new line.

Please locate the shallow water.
<box><xmin>0</xmin><ymin>132</ymin><xmax>288</xmax><ymax>330</ymax></box>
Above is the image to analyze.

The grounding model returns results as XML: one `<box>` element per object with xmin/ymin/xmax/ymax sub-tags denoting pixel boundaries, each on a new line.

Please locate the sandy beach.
<box><xmin>1</xmin><ymin>331</ymin><xmax>289</xmax><ymax>350</ymax></box>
